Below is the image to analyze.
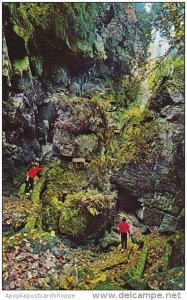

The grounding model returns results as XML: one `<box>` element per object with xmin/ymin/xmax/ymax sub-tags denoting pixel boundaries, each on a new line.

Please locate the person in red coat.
<box><xmin>118</xmin><ymin>217</ymin><xmax>131</xmax><ymax>252</ymax></box>
<box><xmin>25</xmin><ymin>162</ymin><xmax>44</xmax><ymax>194</ymax></box>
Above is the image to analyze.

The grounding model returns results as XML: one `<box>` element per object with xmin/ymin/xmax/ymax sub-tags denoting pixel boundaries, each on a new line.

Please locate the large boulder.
<box><xmin>59</xmin><ymin>190</ymin><xmax>116</xmax><ymax>239</ymax></box>
<box><xmin>138</xmin><ymin>192</ymin><xmax>183</xmax><ymax>217</ymax></box>
<box><xmin>159</xmin><ymin>215</ymin><xmax>178</xmax><ymax>235</ymax></box>
<box><xmin>99</xmin><ymin>232</ymin><xmax>120</xmax><ymax>251</ymax></box>
<box><xmin>53</xmin><ymin>131</ymin><xmax>98</xmax><ymax>158</ymax></box>
<box><xmin>136</xmin><ymin>207</ymin><xmax>164</xmax><ymax>227</ymax></box>
<box><xmin>52</xmin><ymin>99</ymin><xmax>105</xmax><ymax>158</ymax></box>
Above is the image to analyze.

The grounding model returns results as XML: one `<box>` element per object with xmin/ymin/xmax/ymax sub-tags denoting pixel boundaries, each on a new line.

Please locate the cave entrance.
<box><xmin>117</xmin><ymin>187</ymin><xmax>141</xmax><ymax>213</ymax></box>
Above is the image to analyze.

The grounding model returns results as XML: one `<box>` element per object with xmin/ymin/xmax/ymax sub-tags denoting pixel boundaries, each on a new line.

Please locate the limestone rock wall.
<box><xmin>113</xmin><ymin>89</ymin><xmax>184</xmax><ymax>234</ymax></box>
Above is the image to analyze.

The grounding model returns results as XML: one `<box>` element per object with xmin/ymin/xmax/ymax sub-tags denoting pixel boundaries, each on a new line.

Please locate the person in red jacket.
<box><xmin>118</xmin><ymin>217</ymin><xmax>131</xmax><ymax>252</ymax></box>
<box><xmin>25</xmin><ymin>162</ymin><xmax>44</xmax><ymax>194</ymax></box>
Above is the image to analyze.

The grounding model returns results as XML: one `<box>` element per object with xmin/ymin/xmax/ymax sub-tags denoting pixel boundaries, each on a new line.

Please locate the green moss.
<box><xmin>59</xmin><ymin>208</ymin><xmax>87</xmax><ymax>237</ymax></box>
<box><xmin>122</xmin><ymin>274</ymin><xmax>147</xmax><ymax>290</ymax></box>
<box><xmin>76</xmin><ymin>39</ymin><xmax>93</xmax><ymax>57</ymax></box>
<box><xmin>113</xmin><ymin>105</ymin><xmax>159</xmax><ymax>166</ymax></box>
<box><xmin>64</xmin><ymin>190</ymin><xmax>107</xmax><ymax>216</ymax></box>
<box><xmin>30</xmin><ymin>56</ymin><xmax>43</xmax><ymax>77</ymax></box>
<box><xmin>25</xmin><ymin>218</ymin><xmax>36</xmax><ymax>229</ymax></box>
<box><xmin>147</xmin><ymin>55</ymin><xmax>184</xmax><ymax>94</ymax></box>
<box><xmin>10</xmin><ymin>3</ymin><xmax>51</xmax><ymax>43</ymax></box>
<box><xmin>18</xmin><ymin>183</ymin><xmax>26</xmax><ymax>197</ymax></box>
<box><xmin>134</xmin><ymin>246</ymin><xmax>148</xmax><ymax>279</ymax></box>
<box><xmin>30</xmin><ymin>177</ymin><xmax>45</xmax><ymax>202</ymax></box>
<box><xmin>43</xmin><ymin>196</ymin><xmax>63</xmax><ymax>232</ymax></box>
<box><xmin>23</xmin><ymin>177</ymin><xmax>45</xmax><ymax>230</ymax></box>
<box><xmin>13</xmin><ymin>56</ymin><xmax>30</xmax><ymax>74</ymax></box>
<box><xmin>58</xmin><ymin>189</ymin><xmax>115</xmax><ymax>238</ymax></box>
<box><xmin>45</xmin><ymin>159</ymin><xmax>91</xmax><ymax>196</ymax></box>
<box><xmin>13</xmin><ymin>22</ymin><xmax>33</xmax><ymax>43</ymax></box>
<box><xmin>162</xmin><ymin>243</ymin><xmax>172</xmax><ymax>272</ymax></box>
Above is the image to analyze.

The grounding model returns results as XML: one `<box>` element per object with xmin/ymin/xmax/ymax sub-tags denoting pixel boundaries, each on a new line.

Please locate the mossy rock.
<box><xmin>59</xmin><ymin>208</ymin><xmax>87</xmax><ymax>238</ymax></box>
<box><xmin>13</xmin><ymin>56</ymin><xmax>30</xmax><ymax>74</ymax></box>
<box><xmin>159</xmin><ymin>215</ymin><xmax>178</xmax><ymax>235</ymax></box>
<box><xmin>99</xmin><ymin>233</ymin><xmax>120</xmax><ymax>251</ymax></box>
<box><xmin>23</xmin><ymin>177</ymin><xmax>45</xmax><ymax>230</ymax></box>
<box><xmin>58</xmin><ymin>189</ymin><xmax>114</xmax><ymax>238</ymax></box>
<box><xmin>13</xmin><ymin>21</ymin><xmax>33</xmax><ymax>43</ymax></box>
<box><xmin>70</xmin><ymin>39</ymin><xmax>93</xmax><ymax>57</ymax></box>
<box><xmin>30</xmin><ymin>177</ymin><xmax>45</xmax><ymax>202</ymax></box>
<box><xmin>121</xmin><ymin>271</ymin><xmax>148</xmax><ymax>290</ymax></box>
<box><xmin>43</xmin><ymin>196</ymin><xmax>63</xmax><ymax>232</ymax></box>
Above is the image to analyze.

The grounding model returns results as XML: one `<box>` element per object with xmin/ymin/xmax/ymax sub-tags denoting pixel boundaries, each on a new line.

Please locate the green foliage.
<box><xmin>64</xmin><ymin>190</ymin><xmax>107</xmax><ymax>216</ymax></box>
<box><xmin>45</xmin><ymin>159</ymin><xmax>89</xmax><ymax>197</ymax></box>
<box><xmin>13</xmin><ymin>22</ymin><xmax>33</xmax><ymax>43</ymax></box>
<box><xmin>44</xmin><ymin>160</ymin><xmax>66</xmax><ymax>197</ymax></box>
<box><xmin>53</xmin><ymin>3</ymin><xmax>107</xmax><ymax>40</ymax></box>
<box><xmin>59</xmin><ymin>208</ymin><xmax>87</xmax><ymax>237</ymax></box>
<box><xmin>78</xmin><ymin>267</ymin><xmax>95</xmax><ymax>281</ymax></box>
<box><xmin>133</xmin><ymin>3</ymin><xmax>153</xmax><ymax>62</ymax></box>
<box><xmin>105</xmin><ymin>3</ymin><xmax>152</xmax><ymax>73</ymax></box>
<box><xmin>148</xmin><ymin>54</ymin><xmax>184</xmax><ymax>94</ymax></box>
<box><xmin>89</xmin><ymin>145</ymin><xmax>113</xmax><ymax>191</ymax></box>
<box><xmin>115</xmin><ymin>105</ymin><xmax>158</xmax><ymax>165</ymax></box>
<box><xmin>59</xmin><ymin>189</ymin><xmax>114</xmax><ymax>238</ymax></box>
<box><xmin>89</xmin><ymin>94</ymin><xmax>158</xmax><ymax>187</ymax></box>
<box><xmin>42</xmin><ymin>156</ymin><xmax>116</xmax><ymax>237</ymax></box>
<box><xmin>22</xmin><ymin>177</ymin><xmax>45</xmax><ymax>230</ymax></box>
<box><xmin>12</xmin><ymin>3</ymin><xmax>51</xmax><ymax>31</ymax></box>
<box><xmin>91</xmin><ymin>102</ymin><xmax>157</xmax><ymax>173</ymax></box>
<box><xmin>30</xmin><ymin>56</ymin><xmax>43</xmax><ymax>77</ymax></box>
<box><xmin>4</xmin><ymin>2</ymin><xmax>152</xmax><ymax>63</ymax></box>
<box><xmin>151</xmin><ymin>3</ymin><xmax>184</xmax><ymax>44</ymax></box>
<box><xmin>18</xmin><ymin>183</ymin><xmax>26</xmax><ymax>197</ymax></box>
<box><xmin>165</xmin><ymin>267</ymin><xmax>184</xmax><ymax>290</ymax></box>
<box><xmin>122</xmin><ymin>77</ymin><xmax>142</xmax><ymax>105</ymax></box>
<box><xmin>13</xmin><ymin>57</ymin><xmax>30</xmax><ymax>74</ymax></box>
<box><xmin>102</xmin><ymin>75</ymin><xmax>142</xmax><ymax>110</ymax></box>
<box><xmin>4</xmin><ymin>3</ymin><xmax>33</xmax><ymax>42</ymax></box>
<box><xmin>134</xmin><ymin>246</ymin><xmax>148</xmax><ymax>279</ymax></box>
<box><xmin>43</xmin><ymin>196</ymin><xmax>63</xmax><ymax>232</ymax></box>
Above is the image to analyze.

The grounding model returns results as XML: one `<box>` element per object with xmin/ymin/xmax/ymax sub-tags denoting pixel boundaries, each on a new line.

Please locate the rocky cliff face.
<box><xmin>113</xmin><ymin>87</ymin><xmax>184</xmax><ymax>234</ymax></box>
<box><xmin>3</xmin><ymin>3</ymin><xmax>149</xmax><ymax>94</ymax></box>
<box><xmin>2</xmin><ymin>3</ymin><xmax>184</xmax><ymax>235</ymax></box>
<box><xmin>2</xmin><ymin>3</ymin><xmax>151</xmax><ymax>176</ymax></box>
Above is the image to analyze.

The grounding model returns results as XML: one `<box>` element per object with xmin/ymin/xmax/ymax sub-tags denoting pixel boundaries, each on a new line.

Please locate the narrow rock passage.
<box><xmin>2</xmin><ymin>2</ymin><xmax>184</xmax><ymax>292</ymax></box>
